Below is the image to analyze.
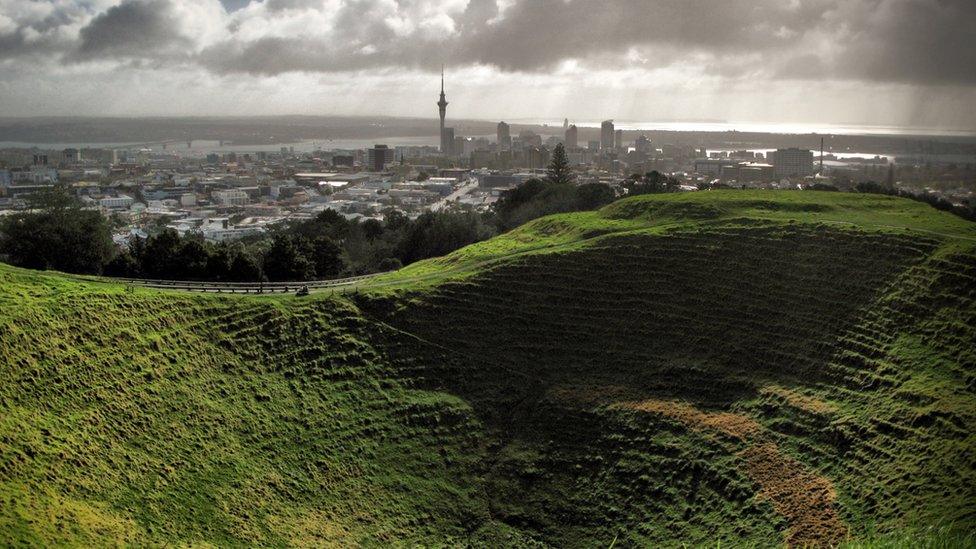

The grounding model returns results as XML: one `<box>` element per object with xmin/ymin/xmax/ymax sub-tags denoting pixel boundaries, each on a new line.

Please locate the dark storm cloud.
<box><xmin>830</xmin><ymin>0</ymin><xmax>976</xmax><ymax>85</ymax></box>
<box><xmin>453</xmin><ymin>0</ymin><xmax>802</xmax><ymax>71</ymax></box>
<box><xmin>199</xmin><ymin>0</ymin><xmax>801</xmax><ymax>74</ymax></box>
<box><xmin>2</xmin><ymin>0</ymin><xmax>975</xmax><ymax>86</ymax></box>
<box><xmin>72</xmin><ymin>0</ymin><xmax>193</xmax><ymax>60</ymax></box>
<box><xmin>220</xmin><ymin>0</ymin><xmax>251</xmax><ymax>11</ymax></box>
<box><xmin>0</xmin><ymin>2</ymin><xmax>86</xmax><ymax>60</ymax></box>
<box><xmin>197</xmin><ymin>0</ymin><xmax>976</xmax><ymax>85</ymax></box>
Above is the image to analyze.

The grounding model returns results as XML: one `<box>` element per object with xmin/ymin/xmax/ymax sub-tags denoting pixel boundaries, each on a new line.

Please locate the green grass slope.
<box><xmin>2</xmin><ymin>191</ymin><xmax>975</xmax><ymax>547</ymax></box>
<box><xmin>0</xmin><ymin>269</ymin><xmax>498</xmax><ymax>546</ymax></box>
<box><xmin>367</xmin><ymin>190</ymin><xmax>976</xmax><ymax>288</ymax></box>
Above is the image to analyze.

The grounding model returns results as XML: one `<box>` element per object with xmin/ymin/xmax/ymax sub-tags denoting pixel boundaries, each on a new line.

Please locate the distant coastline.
<box><xmin>512</xmin><ymin>119</ymin><xmax>976</xmax><ymax>138</ymax></box>
<box><xmin>2</xmin><ymin>116</ymin><xmax>975</xmax><ymax>158</ymax></box>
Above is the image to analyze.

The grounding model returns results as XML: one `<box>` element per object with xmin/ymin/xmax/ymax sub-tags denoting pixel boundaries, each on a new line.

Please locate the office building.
<box><xmin>367</xmin><ymin>144</ymin><xmax>395</xmax><ymax>171</ymax></box>
<box><xmin>770</xmin><ymin>148</ymin><xmax>814</xmax><ymax>177</ymax></box>
<box><xmin>601</xmin><ymin>120</ymin><xmax>614</xmax><ymax>150</ymax></box>
<box><xmin>635</xmin><ymin>135</ymin><xmax>652</xmax><ymax>153</ymax></box>
<box><xmin>213</xmin><ymin>190</ymin><xmax>248</xmax><ymax>206</ymax></box>
<box><xmin>524</xmin><ymin>146</ymin><xmax>550</xmax><ymax>169</ymax></box>
<box><xmin>99</xmin><ymin>195</ymin><xmax>135</xmax><ymax>209</ymax></box>
<box><xmin>497</xmin><ymin>121</ymin><xmax>511</xmax><ymax>150</ymax></box>
<box><xmin>442</xmin><ymin>127</ymin><xmax>456</xmax><ymax>156</ymax></box>
<box><xmin>565</xmin><ymin>124</ymin><xmax>578</xmax><ymax>149</ymax></box>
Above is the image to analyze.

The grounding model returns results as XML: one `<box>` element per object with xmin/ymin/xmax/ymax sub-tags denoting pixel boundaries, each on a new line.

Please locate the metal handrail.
<box><xmin>115</xmin><ymin>272</ymin><xmax>383</xmax><ymax>287</ymax></box>
<box><xmin>109</xmin><ymin>270</ymin><xmax>390</xmax><ymax>293</ymax></box>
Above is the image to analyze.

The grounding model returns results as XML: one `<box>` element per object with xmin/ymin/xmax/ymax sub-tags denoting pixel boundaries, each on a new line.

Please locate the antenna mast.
<box><xmin>820</xmin><ymin>137</ymin><xmax>824</xmax><ymax>174</ymax></box>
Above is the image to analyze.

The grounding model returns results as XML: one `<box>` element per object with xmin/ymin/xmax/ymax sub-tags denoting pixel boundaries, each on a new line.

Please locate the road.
<box><xmin>429</xmin><ymin>180</ymin><xmax>479</xmax><ymax>212</ymax></box>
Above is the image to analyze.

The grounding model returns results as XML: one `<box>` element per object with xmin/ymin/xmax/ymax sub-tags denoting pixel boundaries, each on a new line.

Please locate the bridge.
<box><xmin>113</xmin><ymin>272</ymin><xmax>381</xmax><ymax>294</ymax></box>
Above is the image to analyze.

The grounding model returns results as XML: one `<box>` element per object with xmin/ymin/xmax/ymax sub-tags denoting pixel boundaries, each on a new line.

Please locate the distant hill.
<box><xmin>2</xmin><ymin>191</ymin><xmax>974</xmax><ymax>546</ymax></box>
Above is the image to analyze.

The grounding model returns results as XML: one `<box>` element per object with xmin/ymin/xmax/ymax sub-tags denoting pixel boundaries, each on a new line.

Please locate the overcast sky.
<box><xmin>1</xmin><ymin>0</ymin><xmax>975</xmax><ymax>131</ymax></box>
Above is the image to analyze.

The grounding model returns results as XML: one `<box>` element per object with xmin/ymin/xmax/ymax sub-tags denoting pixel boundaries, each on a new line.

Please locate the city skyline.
<box><xmin>0</xmin><ymin>0</ymin><xmax>974</xmax><ymax>131</ymax></box>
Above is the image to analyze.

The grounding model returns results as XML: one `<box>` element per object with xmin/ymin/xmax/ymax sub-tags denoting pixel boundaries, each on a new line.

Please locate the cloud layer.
<box><xmin>0</xmin><ymin>0</ymin><xmax>974</xmax><ymax>127</ymax></box>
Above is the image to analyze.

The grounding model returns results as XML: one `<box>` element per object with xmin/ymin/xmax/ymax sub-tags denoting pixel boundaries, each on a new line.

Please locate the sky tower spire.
<box><xmin>437</xmin><ymin>65</ymin><xmax>449</xmax><ymax>153</ymax></box>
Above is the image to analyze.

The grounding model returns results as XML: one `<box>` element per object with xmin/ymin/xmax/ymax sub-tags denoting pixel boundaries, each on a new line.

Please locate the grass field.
<box><xmin>2</xmin><ymin>190</ymin><xmax>974</xmax><ymax>546</ymax></box>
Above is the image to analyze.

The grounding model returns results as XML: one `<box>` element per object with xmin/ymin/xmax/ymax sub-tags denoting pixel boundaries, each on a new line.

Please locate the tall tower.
<box><xmin>437</xmin><ymin>66</ymin><xmax>449</xmax><ymax>153</ymax></box>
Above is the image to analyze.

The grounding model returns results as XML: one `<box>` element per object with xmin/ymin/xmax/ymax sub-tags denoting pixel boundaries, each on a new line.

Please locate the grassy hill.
<box><xmin>2</xmin><ymin>191</ymin><xmax>974</xmax><ymax>546</ymax></box>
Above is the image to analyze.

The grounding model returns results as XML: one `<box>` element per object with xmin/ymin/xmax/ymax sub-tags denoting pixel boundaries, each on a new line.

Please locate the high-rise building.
<box><xmin>519</xmin><ymin>130</ymin><xmax>542</xmax><ymax>147</ymax></box>
<box><xmin>497</xmin><ymin>121</ymin><xmax>511</xmax><ymax>151</ymax></box>
<box><xmin>563</xmin><ymin>118</ymin><xmax>569</xmax><ymax>130</ymax></box>
<box><xmin>565</xmin><ymin>124</ymin><xmax>578</xmax><ymax>149</ymax></box>
<box><xmin>442</xmin><ymin>127</ymin><xmax>456</xmax><ymax>156</ymax></box>
<box><xmin>614</xmin><ymin>129</ymin><xmax>623</xmax><ymax>150</ymax></box>
<box><xmin>524</xmin><ymin>146</ymin><xmax>550</xmax><ymax>169</ymax></box>
<box><xmin>437</xmin><ymin>67</ymin><xmax>449</xmax><ymax>153</ymax></box>
<box><xmin>367</xmin><ymin>144</ymin><xmax>395</xmax><ymax>171</ymax></box>
<box><xmin>62</xmin><ymin>148</ymin><xmax>80</xmax><ymax>164</ymax></box>
<box><xmin>769</xmin><ymin>147</ymin><xmax>814</xmax><ymax>177</ymax></box>
<box><xmin>600</xmin><ymin>120</ymin><xmax>614</xmax><ymax>150</ymax></box>
<box><xmin>635</xmin><ymin>134</ymin><xmax>652</xmax><ymax>153</ymax></box>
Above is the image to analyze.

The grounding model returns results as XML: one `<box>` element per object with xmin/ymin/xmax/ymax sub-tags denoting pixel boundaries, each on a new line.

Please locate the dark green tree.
<box><xmin>495</xmin><ymin>178</ymin><xmax>550</xmax><ymax>218</ymax></box>
<box><xmin>0</xmin><ymin>185</ymin><xmax>114</xmax><ymax>274</ymax></box>
<box><xmin>575</xmin><ymin>183</ymin><xmax>615</xmax><ymax>209</ymax></box>
<box><xmin>546</xmin><ymin>143</ymin><xmax>573</xmax><ymax>186</ymax></box>
<box><xmin>205</xmin><ymin>243</ymin><xmax>233</xmax><ymax>281</ymax></box>
<box><xmin>361</xmin><ymin>219</ymin><xmax>384</xmax><ymax>240</ymax></box>
<box><xmin>383</xmin><ymin>209</ymin><xmax>410</xmax><ymax>232</ymax></box>
<box><xmin>103</xmin><ymin>250</ymin><xmax>139</xmax><ymax>277</ymax></box>
<box><xmin>263</xmin><ymin>234</ymin><xmax>314</xmax><ymax>281</ymax></box>
<box><xmin>376</xmin><ymin>257</ymin><xmax>403</xmax><ymax>271</ymax></box>
<box><xmin>227</xmin><ymin>250</ymin><xmax>264</xmax><ymax>282</ymax></box>
<box><xmin>141</xmin><ymin>230</ymin><xmax>183</xmax><ymax>278</ymax></box>
<box><xmin>396</xmin><ymin>211</ymin><xmax>493</xmax><ymax>265</ymax></box>
<box><xmin>311</xmin><ymin>236</ymin><xmax>345</xmax><ymax>278</ymax></box>
<box><xmin>175</xmin><ymin>239</ymin><xmax>210</xmax><ymax>280</ymax></box>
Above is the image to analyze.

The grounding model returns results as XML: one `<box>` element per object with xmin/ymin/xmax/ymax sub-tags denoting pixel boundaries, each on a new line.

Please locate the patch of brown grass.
<box><xmin>613</xmin><ymin>398</ymin><xmax>846</xmax><ymax>547</ymax></box>
<box><xmin>614</xmin><ymin>399</ymin><xmax>762</xmax><ymax>439</ymax></box>
<box><xmin>760</xmin><ymin>385</ymin><xmax>839</xmax><ymax>416</ymax></box>
<box><xmin>740</xmin><ymin>443</ymin><xmax>845</xmax><ymax>547</ymax></box>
